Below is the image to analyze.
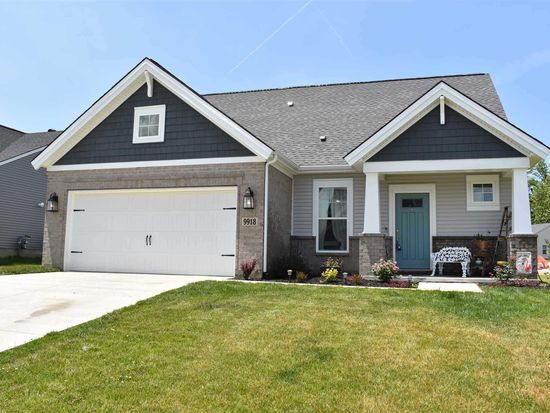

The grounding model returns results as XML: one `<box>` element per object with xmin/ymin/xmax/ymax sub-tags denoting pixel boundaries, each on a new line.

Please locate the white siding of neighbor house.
<box><xmin>292</xmin><ymin>174</ymin><xmax>365</xmax><ymax>236</ymax></box>
<box><xmin>292</xmin><ymin>172</ymin><xmax>512</xmax><ymax>237</ymax></box>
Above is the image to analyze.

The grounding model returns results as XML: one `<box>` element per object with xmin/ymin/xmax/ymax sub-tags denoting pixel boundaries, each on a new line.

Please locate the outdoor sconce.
<box><xmin>243</xmin><ymin>187</ymin><xmax>254</xmax><ymax>209</ymax></box>
<box><xmin>46</xmin><ymin>193</ymin><xmax>59</xmax><ymax>212</ymax></box>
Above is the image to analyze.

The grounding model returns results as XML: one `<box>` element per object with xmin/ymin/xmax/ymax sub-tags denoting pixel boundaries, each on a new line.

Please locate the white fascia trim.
<box><xmin>47</xmin><ymin>156</ymin><xmax>264</xmax><ymax>171</ymax></box>
<box><xmin>363</xmin><ymin>157</ymin><xmax>530</xmax><ymax>174</ymax></box>
<box><xmin>0</xmin><ymin>147</ymin><xmax>45</xmax><ymax>167</ymax></box>
<box><xmin>296</xmin><ymin>164</ymin><xmax>355</xmax><ymax>174</ymax></box>
<box><xmin>33</xmin><ymin>59</ymin><xmax>273</xmax><ymax>169</ymax></box>
<box><xmin>345</xmin><ymin>82</ymin><xmax>550</xmax><ymax>166</ymax></box>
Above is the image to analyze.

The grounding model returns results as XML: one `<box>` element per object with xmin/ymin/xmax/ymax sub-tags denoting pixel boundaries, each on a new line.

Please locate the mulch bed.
<box><xmin>246</xmin><ymin>276</ymin><xmax>416</xmax><ymax>288</ymax></box>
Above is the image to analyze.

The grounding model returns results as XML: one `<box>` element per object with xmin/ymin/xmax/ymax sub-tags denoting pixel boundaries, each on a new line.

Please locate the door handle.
<box><xmin>149</xmin><ymin>235</ymin><xmax>152</xmax><ymax>246</ymax></box>
<box><xmin>145</xmin><ymin>235</ymin><xmax>149</xmax><ymax>246</ymax></box>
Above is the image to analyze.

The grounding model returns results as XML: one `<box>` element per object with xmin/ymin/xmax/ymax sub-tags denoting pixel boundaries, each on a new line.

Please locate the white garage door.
<box><xmin>64</xmin><ymin>187</ymin><xmax>238</xmax><ymax>276</ymax></box>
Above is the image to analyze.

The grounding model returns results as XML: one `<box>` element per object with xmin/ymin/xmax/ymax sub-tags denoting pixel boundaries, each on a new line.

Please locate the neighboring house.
<box><xmin>0</xmin><ymin>127</ymin><xmax>61</xmax><ymax>257</ymax></box>
<box><xmin>31</xmin><ymin>58</ymin><xmax>549</xmax><ymax>276</ymax></box>
<box><xmin>532</xmin><ymin>224</ymin><xmax>550</xmax><ymax>259</ymax></box>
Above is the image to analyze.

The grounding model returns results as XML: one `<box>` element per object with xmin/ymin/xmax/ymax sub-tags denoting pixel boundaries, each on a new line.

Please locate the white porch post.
<box><xmin>511</xmin><ymin>168</ymin><xmax>533</xmax><ymax>234</ymax></box>
<box><xmin>363</xmin><ymin>171</ymin><xmax>381</xmax><ymax>233</ymax></box>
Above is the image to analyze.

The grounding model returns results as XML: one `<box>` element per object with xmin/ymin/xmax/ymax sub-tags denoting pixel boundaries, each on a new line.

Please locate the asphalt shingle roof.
<box><xmin>0</xmin><ymin>131</ymin><xmax>61</xmax><ymax>163</ymax></box>
<box><xmin>204</xmin><ymin>74</ymin><xmax>506</xmax><ymax>167</ymax></box>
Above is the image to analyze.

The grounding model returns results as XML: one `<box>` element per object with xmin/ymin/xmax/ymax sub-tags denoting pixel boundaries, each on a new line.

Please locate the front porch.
<box><xmin>358</xmin><ymin>157</ymin><xmax>538</xmax><ymax>278</ymax></box>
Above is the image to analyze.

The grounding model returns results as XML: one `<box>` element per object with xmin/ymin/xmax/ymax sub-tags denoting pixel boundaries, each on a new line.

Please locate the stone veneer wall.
<box><xmin>507</xmin><ymin>234</ymin><xmax>538</xmax><ymax>278</ymax></box>
<box><xmin>290</xmin><ymin>236</ymin><xmax>360</xmax><ymax>275</ymax></box>
<box><xmin>42</xmin><ymin>162</ymin><xmax>266</xmax><ymax>276</ymax></box>
<box><xmin>266</xmin><ymin>166</ymin><xmax>292</xmax><ymax>275</ymax></box>
<box><xmin>359</xmin><ymin>234</ymin><xmax>393</xmax><ymax>275</ymax></box>
<box><xmin>432</xmin><ymin>236</ymin><xmax>507</xmax><ymax>261</ymax></box>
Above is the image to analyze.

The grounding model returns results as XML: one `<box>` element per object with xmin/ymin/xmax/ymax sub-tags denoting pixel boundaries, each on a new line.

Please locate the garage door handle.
<box><xmin>149</xmin><ymin>235</ymin><xmax>152</xmax><ymax>245</ymax></box>
<box><xmin>221</xmin><ymin>254</ymin><xmax>235</xmax><ymax>257</ymax></box>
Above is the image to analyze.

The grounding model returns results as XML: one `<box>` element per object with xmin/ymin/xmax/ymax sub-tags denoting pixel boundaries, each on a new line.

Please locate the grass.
<box><xmin>0</xmin><ymin>256</ymin><xmax>58</xmax><ymax>275</ymax></box>
<box><xmin>0</xmin><ymin>282</ymin><xmax>549</xmax><ymax>412</ymax></box>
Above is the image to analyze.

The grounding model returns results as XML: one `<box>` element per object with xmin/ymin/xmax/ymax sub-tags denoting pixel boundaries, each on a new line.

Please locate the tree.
<box><xmin>529</xmin><ymin>161</ymin><xmax>550</xmax><ymax>224</ymax></box>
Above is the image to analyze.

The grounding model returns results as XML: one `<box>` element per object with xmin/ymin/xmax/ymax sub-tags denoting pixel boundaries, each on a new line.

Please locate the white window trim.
<box><xmin>466</xmin><ymin>174</ymin><xmax>500</xmax><ymax>211</ymax></box>
<box><xmin>132</xmin><ymin>104</ymin><xmax>166</xmax><ymax>144</ymax></box>
<box><xmin>312</xmin><ymin>178</ymin><xmax>353</xmax><ymax>254</ymax></box>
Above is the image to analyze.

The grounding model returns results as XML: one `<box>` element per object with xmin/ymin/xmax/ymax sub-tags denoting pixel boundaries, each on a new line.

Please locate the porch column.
<box><xmin>511</xmin><ymin>168</ymin><xmax>533</xmax><ymax>234</ymax></box>
<box><xmin>363</xmin><ymin>172</ymin><xmax>380</xmax><ymax>233</ymax></box>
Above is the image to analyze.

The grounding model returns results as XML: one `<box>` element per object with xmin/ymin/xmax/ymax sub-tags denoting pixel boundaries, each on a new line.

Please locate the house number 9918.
<box><xmin>242</xmin><ymin>217</ymin><xmax>257</xmax><ymax>226</ymax></box>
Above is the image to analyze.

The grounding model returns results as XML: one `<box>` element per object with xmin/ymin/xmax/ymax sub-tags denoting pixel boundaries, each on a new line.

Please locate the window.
<box><xmin>313</xmin><ymin>179</ymin><xmax>353</xmax><ymax>253</ymax></box>
<box><xmin>466</xmin><ymin>175</ymin><xmax>500</xmax><ymax>211</ymax></box>
<box><xmin>133</xmin><ymin>105</ymin><xmax>166</xmax><ymax>144</ymax></box>
<box><xmin>543</xmin><ymin>245</ymin><xmax>548</xmax><ymax>256</ymax></box>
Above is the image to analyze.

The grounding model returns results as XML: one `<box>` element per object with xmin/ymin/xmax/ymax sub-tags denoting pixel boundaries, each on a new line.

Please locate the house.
<box><xmin>31</xmin><ymin>58</ymin><xmax>549</xmax><ymax>277</ymax></box>
<box><xmin>0</xmin><ymin>126</ymin><xmax>61</xmax><ymax>256</ymax></box>
<box><xmin>533</xmin><ymin>224</ymin><xmax>550</xmax><ymax>259</ymax></box>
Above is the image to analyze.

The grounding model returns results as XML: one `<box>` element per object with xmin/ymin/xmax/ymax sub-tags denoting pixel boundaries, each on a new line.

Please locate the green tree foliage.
<box><xmin>529</xmin><ymin>161</ymin><xmax>550</xmax><ymax>224</ymax></box>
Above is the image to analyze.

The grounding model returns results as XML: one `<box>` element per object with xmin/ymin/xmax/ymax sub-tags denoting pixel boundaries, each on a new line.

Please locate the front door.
<box><xmin>395</xmin><ymin>193</ymin><xmax>430</xmax><ymax>269</ymax></box>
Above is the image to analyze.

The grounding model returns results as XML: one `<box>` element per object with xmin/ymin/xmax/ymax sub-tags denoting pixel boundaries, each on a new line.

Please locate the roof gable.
<box><xmin>32</xmin><ymin>58</ymin><xmax>273</xmax><ymax>169</ymax></box>
<box><xmin>55</xmin><ymin>80</ymin><xmax>253</xmax><ymax>165</ymax></box>
<box><xmin>345</xmin><ymin>81</ymin><xmax>549</xmax><ymax>167</ymax></box>
<box><xmin>369</xmin><ymin>105</ymin><xmax>523</xmax><ymax>162</ymax></box>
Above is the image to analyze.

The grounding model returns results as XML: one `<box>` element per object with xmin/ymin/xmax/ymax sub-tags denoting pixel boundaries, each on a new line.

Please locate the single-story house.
<box><xmin>0</xmin><ymin>125</ymin><xmax>61</xmax><ymax>256</ymax></box>
<box><xmin>533</xmin><ymin>223</ymin><xmax>550</xmax><ymax>259</ymax></box>
<box><xmin>31</xmin><ymin>58</ymin><xmax>549</xmax><ymax>277</ymax></box>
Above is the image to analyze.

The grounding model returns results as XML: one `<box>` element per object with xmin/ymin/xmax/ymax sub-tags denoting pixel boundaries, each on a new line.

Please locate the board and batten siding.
<box><xmin>292</xmin><ymin>174</ymin><xmax>365</xmax><ymax>236</ymax></box>
<box><xmin>381</xmin><ymin>173</ymin><xmax>512</xmax><ymax>236</ymax></box>
<box><xmin>292</xmin><ymin>172</ymin><xmax>511</xmax><ymax>238</ymax></box>
<box><xmin>0</xmin><ymin>153</ymin><xmax>47</xmax><ymax>253</ymax></box>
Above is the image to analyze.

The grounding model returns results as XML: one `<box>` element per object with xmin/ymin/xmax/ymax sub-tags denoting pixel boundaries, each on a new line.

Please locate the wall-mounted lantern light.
<box><xmin>243</xmin><ymin>187</ymin><xmax>254</xmax><ymax>209</ymax></box>
<box><xmin>46</xmin><ymin>193</ymin><xmax>59</xmax><ymax>212</ymax></box>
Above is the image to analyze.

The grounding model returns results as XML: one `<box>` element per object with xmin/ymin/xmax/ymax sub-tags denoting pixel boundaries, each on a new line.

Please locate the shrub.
<box><xmin>323</xmin><ymin>257</ymin><xmax>343</xmax><ymax>270</ymax></box>
<box><xmin>240</xmin><ymin>258</ymin><xmax>257</xmax><ymax>280</ymax></box>
<box><xmin>321</xmin><ymin>267</ymin><xmax>339</xmax><ymax>283</ymax></box>
<box><xmin>491</xmin><ymin>261</ymin><xmax>514</xmax><ymax>282</ymax></box>
<box><xmin>295</xmin><ymin>271</ymin><xmax>309</xmax><ymax>283</ymax></box>
<box><xmin>347</xmin><ymin>273</ymin><xmax>363</xmax><ymax>285</ymax></box>
<box><xmin>372</xmin><ymin>259</ymin><xmax>399</xmax><ymax>282</ymax></box>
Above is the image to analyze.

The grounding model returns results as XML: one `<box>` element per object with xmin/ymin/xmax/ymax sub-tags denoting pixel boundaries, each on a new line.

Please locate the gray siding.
<box><xmin>56</xmin><ymin>80</ymin><xmax>253</xmax><ymax>165</ymax></box>
<box><xmin>369</xmin><ymin>106</ymin><xmax>523</xmax><ymax>162</ymax></box>
<box><xmin>0</xmin><ymin>153</ymin><xmax>47</xmax><ymax>253</ymax></box>
<box><xmin>293</xmin><ymin>172</ymin><xmax>512</xmax><ymax>238</ymax></box>
<box><xmin>380</xmin><ymin>173</ymin><xmax>512</xmax><ymax>236</ymax></box>
<box><xmin>292</xmin><ymin>174</ymin><xmax>365</xmax><ymax>236</ymax></box>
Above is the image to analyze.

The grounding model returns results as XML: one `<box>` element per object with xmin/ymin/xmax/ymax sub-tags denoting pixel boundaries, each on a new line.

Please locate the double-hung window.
<box><xmin>133</xmin><ymin>105</ymin><xmax>166</xmax><ymax>144</ymax></box>
<box><xmin>313</xmin><ymin>179</ymin><xmax>353</xmax><ymax>253</ymax></box>
<box><xmin>466</xmin><ymin>175</ymin><xmax>500</xmax><ymax>211</ymax></box>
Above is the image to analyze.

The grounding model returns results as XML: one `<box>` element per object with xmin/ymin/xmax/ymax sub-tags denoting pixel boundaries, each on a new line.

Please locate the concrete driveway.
<box><xmin>0</xmin><ymin>272</ymin><xmax>222</xmax><ymax>352</ymax></box>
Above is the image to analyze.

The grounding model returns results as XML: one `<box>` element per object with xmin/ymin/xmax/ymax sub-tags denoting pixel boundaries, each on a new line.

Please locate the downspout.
<box><xmin>263</xmin><ymin>153</ymin><xmax>278</xmax><ymax>274</ymax></box>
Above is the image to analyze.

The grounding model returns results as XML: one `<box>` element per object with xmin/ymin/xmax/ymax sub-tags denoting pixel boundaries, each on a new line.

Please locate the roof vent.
<box><xmin>319</xmin><ymin>135</ymin><xmax>327</xmax><ymax>142</ymax></box>
<box><xmin>47</xmin><ymin>129</ymin><xmax>56</xmax><ymax>132</ymax></box>
<box><xmin>287</xmin><ymin>101</ymin><xmax>294</xmax><ymax>107</ymax></box>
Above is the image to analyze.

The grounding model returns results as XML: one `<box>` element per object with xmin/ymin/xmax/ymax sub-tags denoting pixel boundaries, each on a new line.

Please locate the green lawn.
<box><xmin>0</xmin><ymin>282</ymin><xmax>549</xmax><ymax>412</ymax></box>
<box><xmin>0</xmin><ymin>256</ymin><xmax>58</xmax><ymax>275</ymax></box>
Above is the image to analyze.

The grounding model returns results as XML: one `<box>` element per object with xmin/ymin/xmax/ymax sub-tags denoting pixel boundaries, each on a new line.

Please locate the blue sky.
<box><xmin>0</xmin><ymin>0</ymin><xmax>549</xmax><ymax>146</ymax></box>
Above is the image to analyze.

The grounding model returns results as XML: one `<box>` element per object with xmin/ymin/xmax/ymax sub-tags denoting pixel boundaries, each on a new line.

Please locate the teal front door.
<box><xmin>395</xmin><ymin>193</ymin><xmax>430</xmax><ymax>269</ymax></box>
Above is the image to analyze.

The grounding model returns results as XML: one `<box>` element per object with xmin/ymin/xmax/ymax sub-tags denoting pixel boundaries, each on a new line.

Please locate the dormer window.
<box><xmin>132</xmin><ymin>105</ymin><xmax>166</xmax><ymax>144</ymax></box>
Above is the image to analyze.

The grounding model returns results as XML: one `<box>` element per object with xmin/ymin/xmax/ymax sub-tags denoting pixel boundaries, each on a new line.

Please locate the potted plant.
<box><xmin>473</xmin><ymin>233</ymin><xmax>490</xmax><ymax>254</ymax></box>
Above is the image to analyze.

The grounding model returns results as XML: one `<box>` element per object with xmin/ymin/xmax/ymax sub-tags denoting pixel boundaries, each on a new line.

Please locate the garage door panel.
<box><xmin>65</xmin><ymin>188</ymin><xmax>238</xmax><ymax>276</ymax></box>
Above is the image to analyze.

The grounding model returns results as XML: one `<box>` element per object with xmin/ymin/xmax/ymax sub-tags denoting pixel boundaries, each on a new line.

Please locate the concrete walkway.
<box><xmin>417</xmin><ymin>282</ymin><xmax>483</xmax><ymax>293</ymax></box>
<box><xmin>0</xmin><ymin>272</ymin><xmax>222</xmax><ymax>352</ymax></box>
